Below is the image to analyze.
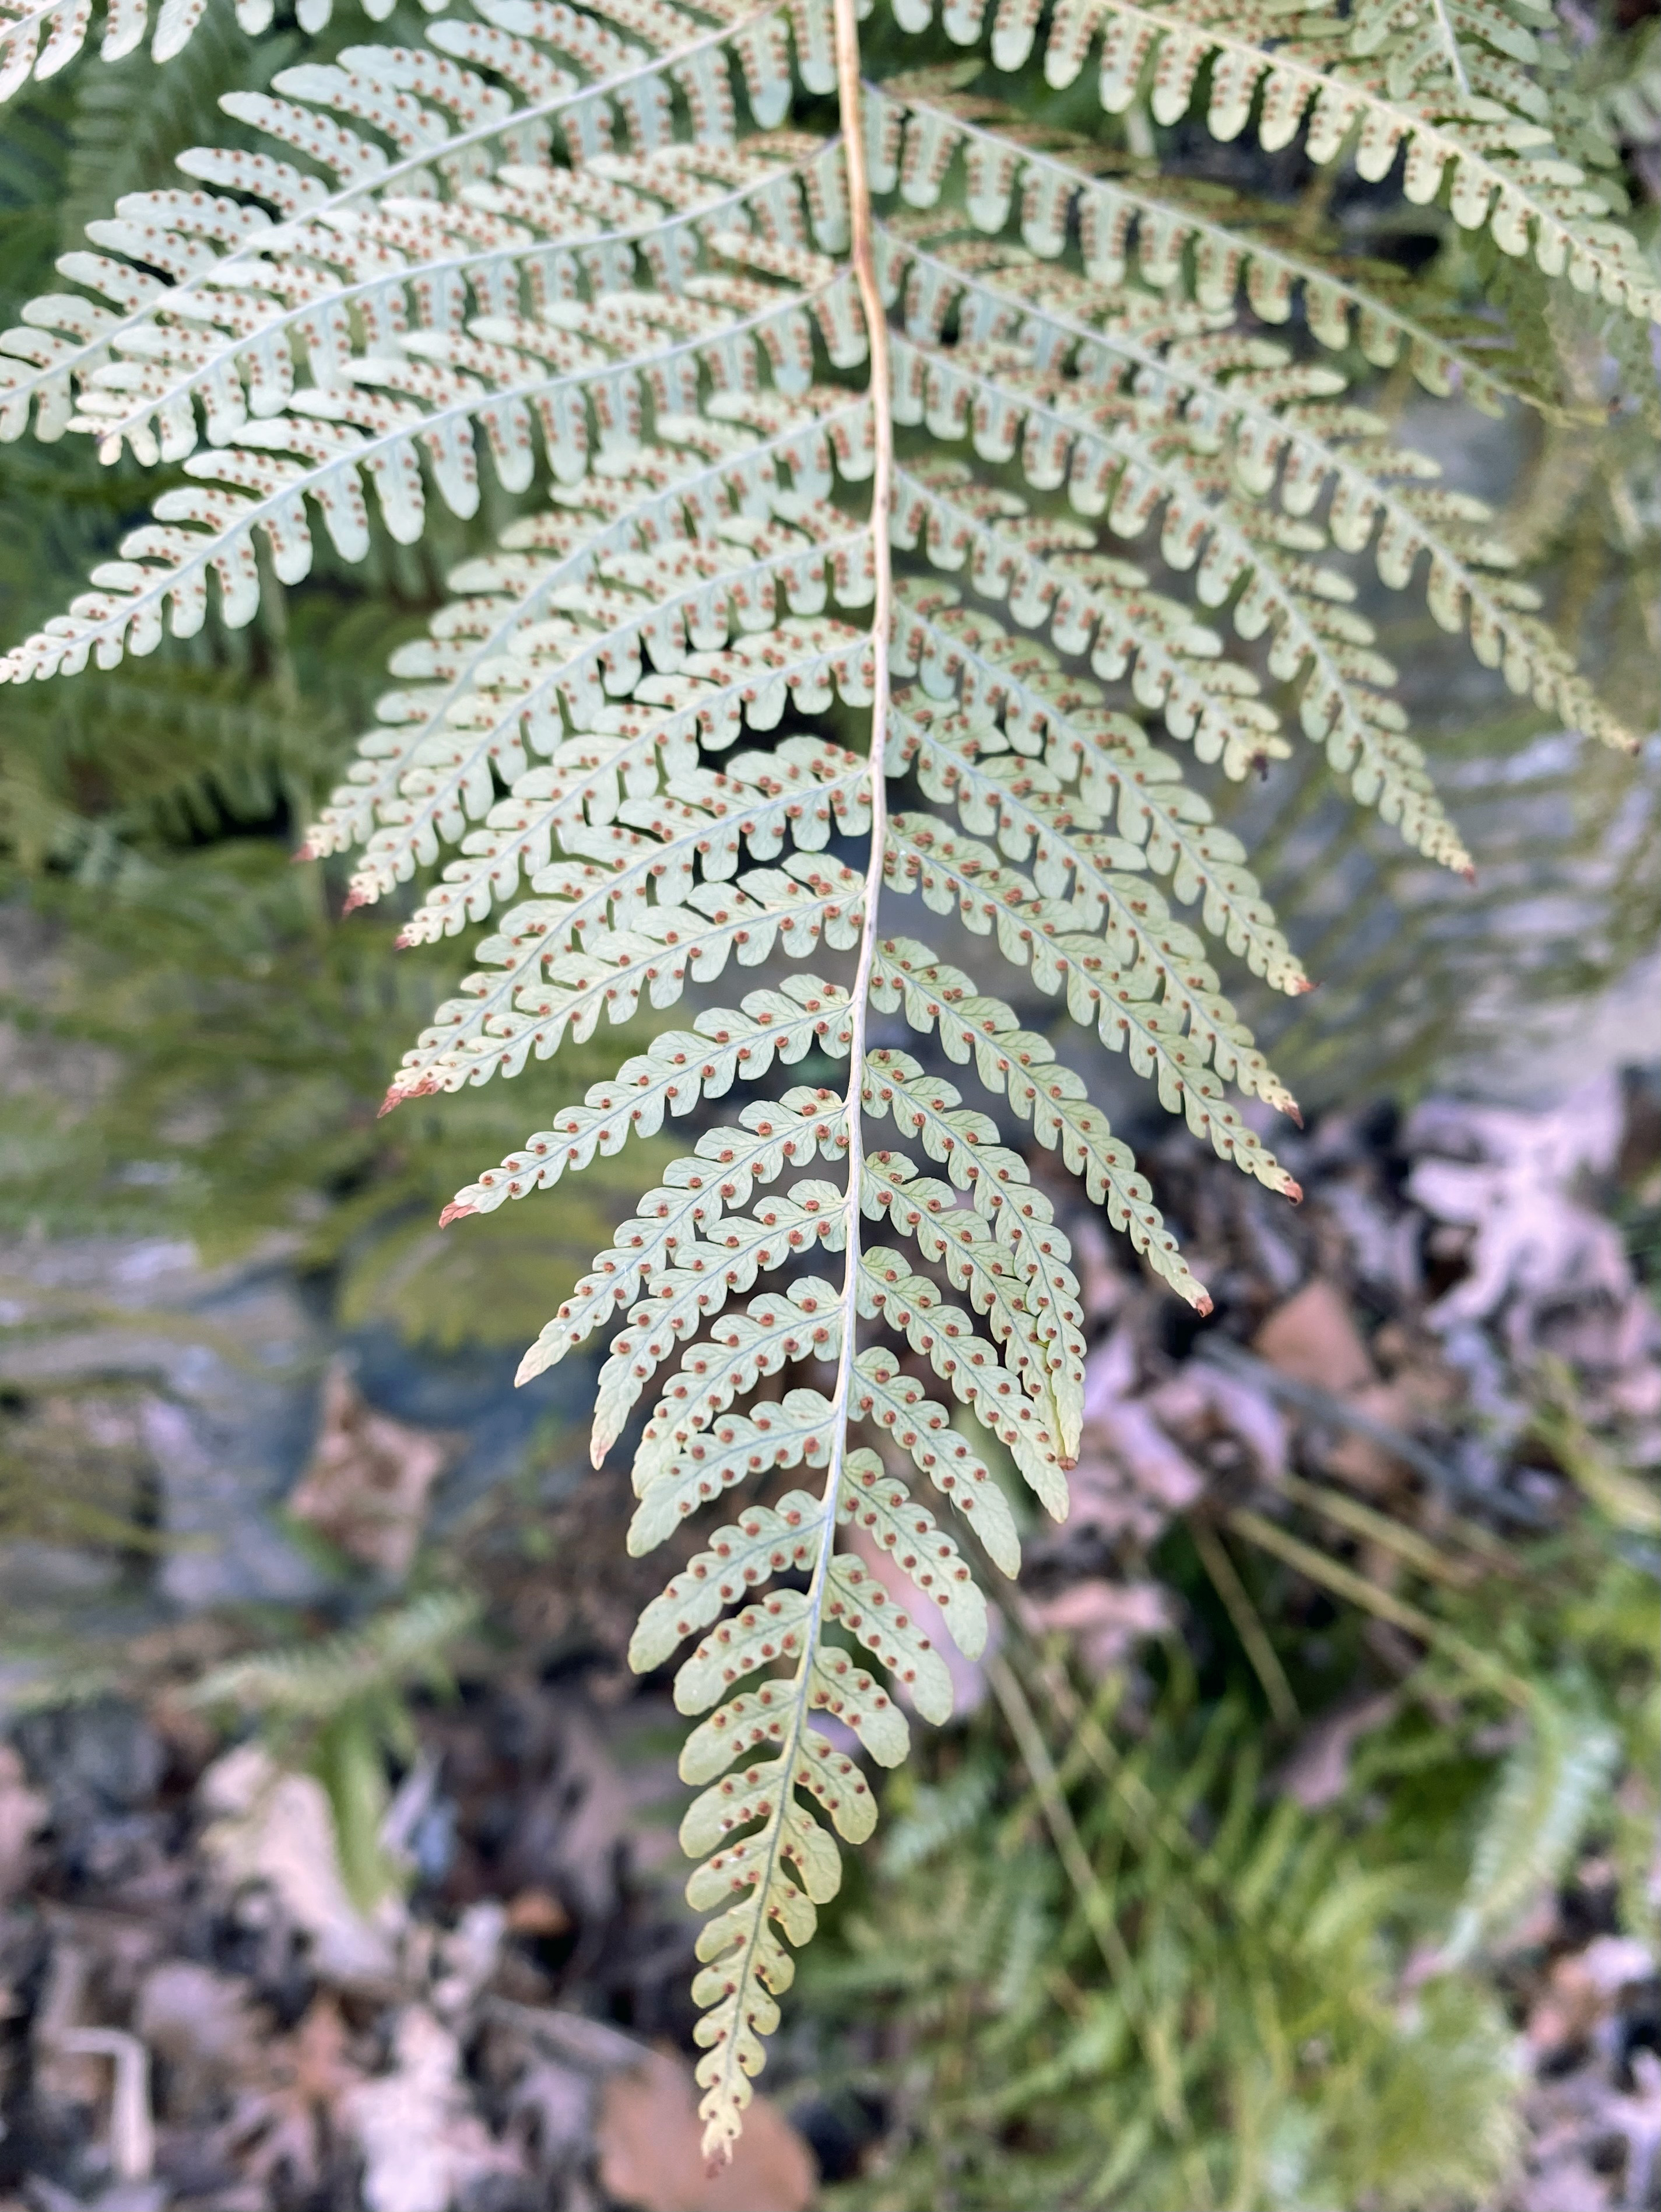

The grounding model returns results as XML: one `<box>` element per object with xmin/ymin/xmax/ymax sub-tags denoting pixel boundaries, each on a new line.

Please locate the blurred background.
<box><xmin>1</xmin><ymin>5</ymin><xmax>1660</xmax><ymax>2206</ymax></box>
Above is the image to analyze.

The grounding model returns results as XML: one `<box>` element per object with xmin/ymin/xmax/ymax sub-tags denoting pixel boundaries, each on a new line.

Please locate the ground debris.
<box><xmin>0</xmin><ymin>1075</ymin><xmax>1653</xmax><ymax>2208</ymax></box>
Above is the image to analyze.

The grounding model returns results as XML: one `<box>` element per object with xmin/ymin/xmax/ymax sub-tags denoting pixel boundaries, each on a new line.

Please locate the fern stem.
<box><xmin>691</xmin><ymin>9</ymin><xmax>894</xmax><ymax>2160</ymax></box>
<box><xmin>795</xmin><ymin>0</ymin><xmax>894</xmax><ymax>1699</ymax></box>
<box><xmin>820</xmin><ymin>0</ymin><xmax>893</xmax><ymax>1506</ymax></box>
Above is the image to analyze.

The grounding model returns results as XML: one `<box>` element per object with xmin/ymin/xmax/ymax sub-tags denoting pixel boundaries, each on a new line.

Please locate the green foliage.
<box><xmin>191</xmin><ymin>1584</ymin><xmax>477</xmax><ymax>1717</ymax></box>
<box><xmin>1444</xmin><ymin>1688</ymin><xmax>1618</xmax><ymax>1965</ymax></box>
<box><xmin>791</xmin><ymin>1389</ymin><xmax>1655</xmax><ymax>2207</ymax></box>
<box><xmin>807</xmin><ymin>1673</ymin><xmax>1525</xmax><ymax>2212</ymax></box>
<box><xmin>192</xmin><ymin>1587</ymin><xmax>478</xmax><ymax>1908</ymax></box>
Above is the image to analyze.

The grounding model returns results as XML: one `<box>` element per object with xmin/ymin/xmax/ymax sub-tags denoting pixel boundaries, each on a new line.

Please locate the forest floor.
<box><xmin>0</xmin><ymin>1069</ymin><xmax>1657</xmax><ymax>2212</ymax></box>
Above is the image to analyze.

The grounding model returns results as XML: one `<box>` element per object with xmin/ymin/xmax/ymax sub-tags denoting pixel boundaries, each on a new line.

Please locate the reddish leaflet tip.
<box><xmin>1284</xmin><ymin>1103</ymin><xmax>1304</xmax><ymax>1129</ymax></box>
<box><xmin>341</xmin><ymin>888</ymin><xmax>369</xmax><ymax>914</ymax></box>
<box><xmin>394</xmin><ymin>927</ymin><xmax>416</xmax><ymax>948</ymax></box>
<box><xmin>1284</xmin><ymin>1179</ymin><xmax>1305</xmax><ymax>1205</ymax></box>
<box><xmin>1461</xmin><ymin>865</ymin><xmax>1478</xmax><ymax>886</ymax></box>
<box><xmin>1195</xmin><ymin>1293</ymin><xmax>1216</xmax><ymax>1317</ymax></box>
<box><xmin>437</xmin><ymin>1203</ymin><xmax>473</xmax><ymax>1227</ymax></box>
<box><xmin>1294</xmin><ymin>976</ymin><xmax>1316</xmax><ymax>995</ymax></box>
<box><xmin>377</xmin><ymin>1088</ymin><xmax>403</xmax><ymax>1118</ymax></box>
<box><xmin>292</xmin><ymin>842</ymin><xmax>315</xmax><ymax>864</ymax></box>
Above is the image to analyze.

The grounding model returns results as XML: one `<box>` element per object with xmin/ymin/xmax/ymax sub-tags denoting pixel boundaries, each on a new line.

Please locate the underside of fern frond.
<box><xmin>0</xmin><ymin>0</ymin><xmax>1646</xmax><ymax>2162</ymax></box>
<box><xmin>0</xmin><ymin>0</ymin><xmax>401</xmax><ymax>103</ymax></box>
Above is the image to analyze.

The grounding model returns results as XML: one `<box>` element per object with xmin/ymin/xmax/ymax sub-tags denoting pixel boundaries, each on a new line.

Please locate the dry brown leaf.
<box><xmin>1253</xmin><ymin>1280</ymin><xmax>1376</xmax><ymax>1393</ymax></box>
<box><xmin>1071</xmin><ymin>1333</ymin><xmax>1206</xmax><ymax>1538</ymax></box>
<box><xmin>1322</xmin><ymin>1380</ymin><xmax>1425</xmax><ymax>1495</ymax></box>
<box><xmin>1515</xmin><ymin>2162</ymin><xmax>1614</xmax><ymax>2212</ymax></box>
<box><xmin>504</xmin><ymin>1887</ymin><xmax>571</xmax><ymax>1937</ymax></box>
<box><xmin>507</xmin><ymin>2056</ymin><xmax>591</xmax><ymax>2174</ymax></box>
<box><xmin>1527</xmin><ymin>1954</ymin><xmax>1609</xmax><ymax>2058</ymax></box>
<box><xmin>1021</xmin><ymin>1580</ymin><xmax>1172</xmax><ymax>1678</ymax></box>
<box><xmin>220</xmin><ymin>1996</ymin><xmax>360</xmax><ymax>2191</ymax></box>
<box><xmin>498</xmin><ymin>1695</ymin><xmax>640</xmax><ymax>1927</ymax></box>
<box><xmin>1274</xmin><ymin>1691</ymin><xmax>1399</xmax><ymax>1810</ymax></box>
<box><xmin>287</xmin><ymin>1362</ymin><xmax>456</xmax><ymax>1579</ymax></box>
<box><xmin>1407</xmin><ymin>1080</ymin><xmax>1631</xmax><ymax>1339</ymax></box>
<box><xmin>1146</xmin><ymin>1365</ymin><xmax>1288</xmax><ymax>1481</ymax></box>
<box><xmin>31</xmin><ymin>1940</ymin><xmax>104</xmax><ymax>2108</ymax></box>
<box><xmin>596</xmin><ymin>2048</ymin><xmax>815</xmax><ymax>2212</ymax></box>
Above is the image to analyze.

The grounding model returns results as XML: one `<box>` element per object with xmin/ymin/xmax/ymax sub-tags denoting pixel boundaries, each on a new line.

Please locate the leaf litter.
<box><xmin>0</xmin><ymin>1070</ymin><xmax>1654</xmax><ymax>2208</ymax></box>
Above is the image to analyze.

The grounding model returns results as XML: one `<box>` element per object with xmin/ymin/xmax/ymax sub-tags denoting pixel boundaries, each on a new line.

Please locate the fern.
<box><xmin>1444</xmin><ymin>1688</ymin><xmax>1620</xmax><ymax>1965</ymax></box>
<box><xmin>0</xmin><ymin>0</ymin><xmax>1648</xmax><ymax>2159</ymax></box>
<box><xmin>809</xmin><ymin>1677</ymin><xmax>1526</xmax><ymax>2210</ymax></box>
<box><xmin>936</xmin><ymin>0</ymin><xmax>1661</xmax><ymax>319</ymax></box>
<box><xmin>0</xmin><ymin>0</ymin><xmax>429</xmax><ymax>104</ymax></box>
<box><xmin>192</xmin><ymin>1585</ymin><xmax>479</xmax><ymax>1716</ymax></box>
<box><xmin>192</xmin><ymin>1589</ymin><xmax>479</xmax><ymax>1909</ymax></box>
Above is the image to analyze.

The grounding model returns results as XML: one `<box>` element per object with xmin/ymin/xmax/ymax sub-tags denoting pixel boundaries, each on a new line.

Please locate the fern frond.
<box><xmin>191</xmin><ymin>1589</ymin><xmax>479</xmax><ymax>1716</ymax></box>
<box><xmin>852</xmin><ymin>1345</ymin><xmax>1035</xmax><ymax>1545</ymax></box>
<box><xmin>1</xmin><ymin>2</ymin><xmax>833</xmax><ymax>430</ymax></box>
<box><xmin>872</xmin><ymin>74</ymin><xmax>1554</xmax><ymax>417</ymax></box>
<box><xmin>890</xmin><ymin>355</ymin><xmax>1464</xmax><ymax>865</ymax></box>
<box><xmin>1444</xmin><ymin>1691</ymin><xmax>1619</xmax><ymax>1964</ymax></box>
<box><xmin>893</xmin><ymin>453</ymin><xmax>1291</xmax><ymax>777</ymax></box>
<box><xmin>881</xmin><ymin>224</ymin><xmax>1635</xmax><ymax>762</ymax></box>
<box><xmin>886</xmin><ymin>811</ymin><xmax>1298</xmax><ymax>1128</ymax></box>
<box><xmin>865</xmin><ymin>1046</ymin><xmax>1086</xmax><ymax>1379</ymax></box>
<box><xmin>1595</xmin><ymin>17</ymin><xmax>1661</xmax><ymax>149</ymax></box>
<box><xmin>840</xmin><ymin>1451</ymin><xmax>991</xmax><ymax>1652</ymax></box>
<box><xmin>434</xmin><ymin>972</ymin><xmax>854</xmax><ymax>1156</ymax></box>
<box><xmin>2</xmin><ymin>254</ymin><xmax>867</xmax><ymax>678</ymax></box>
<box><xmin>308</xmin><ymin>395</ymin><xmax>871</xmax><ymax>896</ymax></box>
<box><xmin>632</xmin><ymin>1274</ymin><xmax>844</xmax><ymax>1485</ymax></box>
<box><xmin>1</xmin><ymin>0</ymin><xmax>276</xmax><ymax>102</ymax></box>
<box><xmin>918</xmin><ymin>0</ymin><xmax>1661</xmax><ymax>322</ymax></box>
<box><xmin>3</xmin><ymin>0</ymin><xmax>1641</xmax><ymax>2157</ymax></box>
<box><xmin>627</xmin><ymin>1378</ymin><xmax>840</xmax><ymax>1548</ymax></box>
<box><xmin>858</xmin><ymin>1246</ymin><xmax>1068</xmax><ymax>1515</ymax></box>
<box><xmin>892</xmin><ymin>699</ymin><xmax>1303</xmax><ymax>1068</ymax></box>
<box><xmin>391</xmin><ymin>835</ymin><xmax>866</xmax><ymax>1100</ymax></box>
<box><xmin>892</xmin><ymin>581</ymin><xmax>1305</xmax><ymax>993</ymax></box>
<box><xmin>869</xmin><ymin>938</ymin><xmax>1234</xmax><ymax>1282</ymax></box>
<box><xmin>383</xmin><ymin>619</ymin><xmax>872</xmax><ymax>941</ymax></box>
<box><xmin>514</xmin><ymin>1085</ymin><xmax>847</xmax><ymax>1369</ymax></box>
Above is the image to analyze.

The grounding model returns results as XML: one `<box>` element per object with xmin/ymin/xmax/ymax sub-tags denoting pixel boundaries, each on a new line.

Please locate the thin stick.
<box><xmin>1227</xmin><ymin>1508</ymin><xmax>1531</xmax><ymax>1707</ymax></box>
<box><xmin>1189</xmin><ymin>1517</ymin><xmax>1301</xmax><ymax>1729</ymax></box>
